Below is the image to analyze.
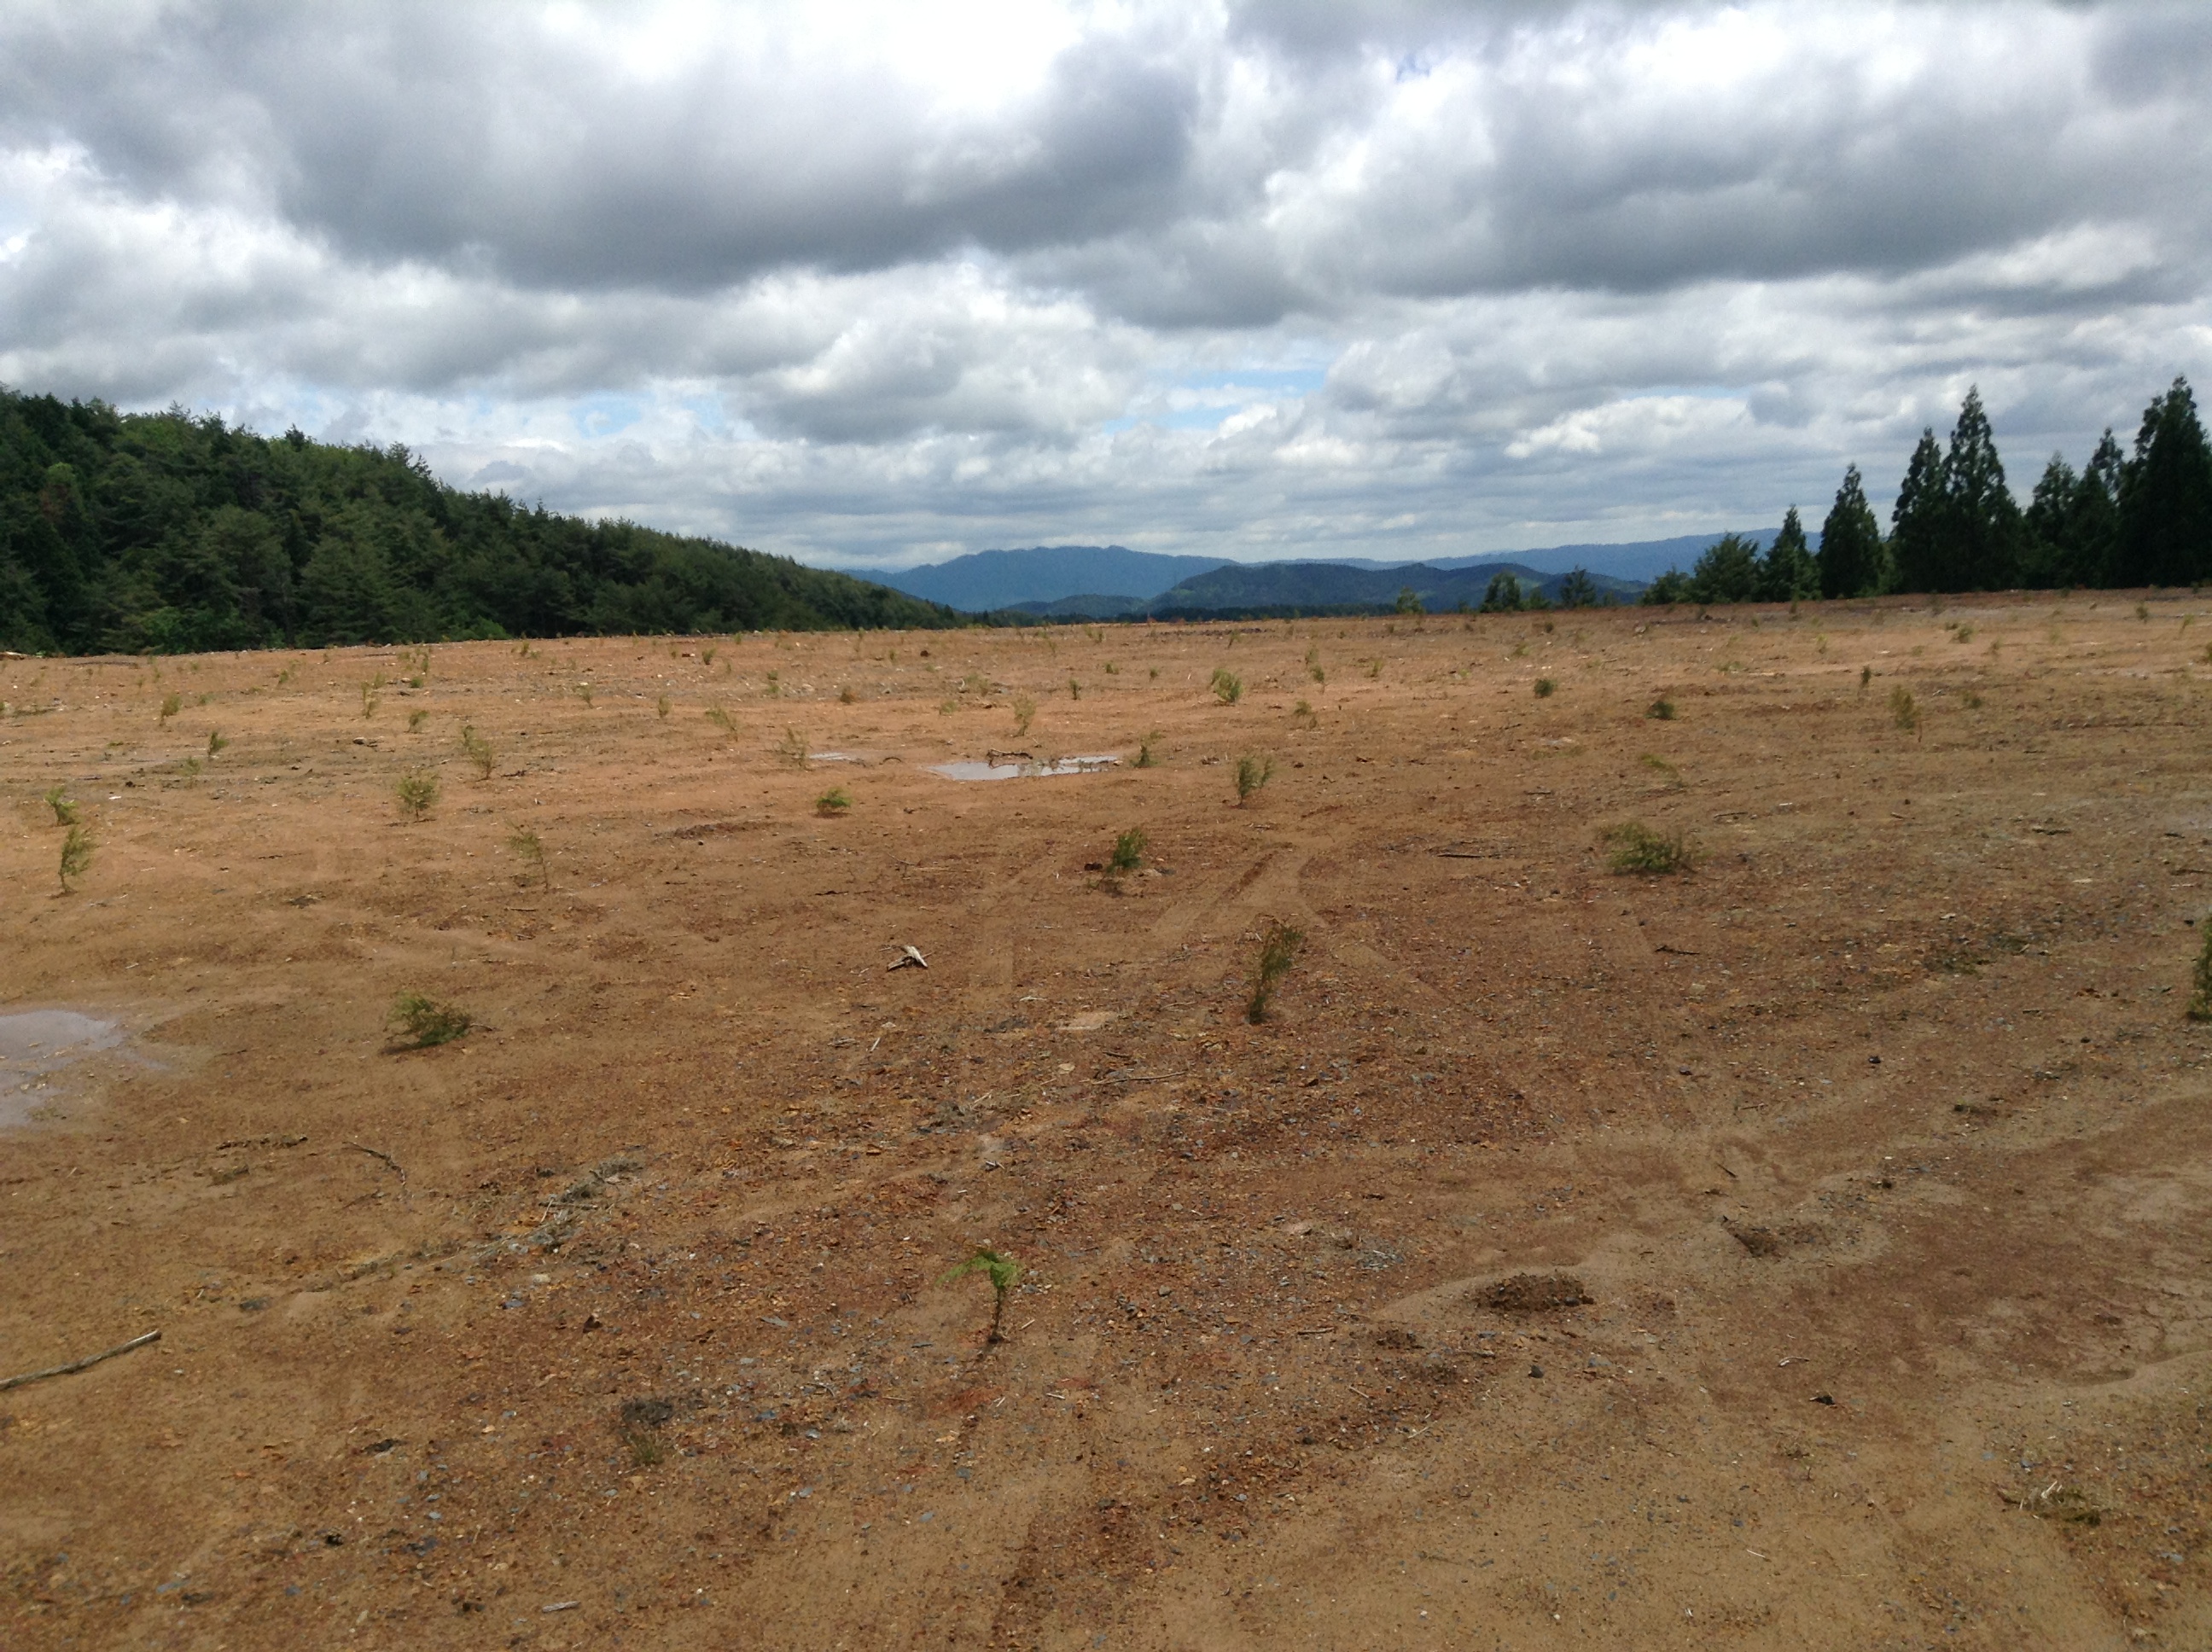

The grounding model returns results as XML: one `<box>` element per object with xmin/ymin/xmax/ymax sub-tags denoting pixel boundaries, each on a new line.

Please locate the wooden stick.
<box><xmin>1</xmin><ymin>1329</ymin><xmax>161</xmax><ymax>1393</ymax></box>
<box><xmin>344</xmin><ymin>1143</ymin><xmax>406</xmax><ymax>1181</ymax></box>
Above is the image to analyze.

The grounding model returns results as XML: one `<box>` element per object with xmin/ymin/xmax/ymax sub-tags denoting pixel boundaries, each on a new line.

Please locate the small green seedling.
<box><xmin>158</xmin><ymin>692</ymin><xmax>182</xmax><ymax>724</ymax></box>
<box><xmin>508</xmin><ymin>826</ymin><xmax>549</xmax><ymax>889</ymax></box>
<box><xmin>705</xmin><ymin>703</ymin><xmax>736</xmax><ymax>737</ymax></box>
<box><xmin>1135</xmin><ymin>731</ymin><xmax>1161</xmax><ymax>767</ymax></box>
<box><xmin>1247</xmin><ymin>919</ymin><xmax>1304</xmax><ymax>1023</ymax></box>
<box><xmin>460</xmin><ymin>724</ymin><xmax>495</xmax><ymax>778</ymax></box>
<box><xmin>1639</xmin><ymin>753</ymin><xmax>1684</xmax><ymax>789</ymax></box>
<box><xmin>776</xmin><ymin>727</ymin><xmax>810</xmax><ymax>769</ymax></box>
<box><xmin>1646</xmin><ymin>695</ymin><xmax>1675</xmax><ymax>720</ymax></box>
<box><xmin>942</xmin><ymin>1247</ymin><xmax>1022</xmax><ymax>1344</ymax></box>
<box><xmin>408</xmin><ymin>708</ymin><xmax>429</xmax><ymax>732</ymax></box>
<box><xmin>1860</xmin><ymin>665</ymin><xmax>1873</xmax><ymax>689</ymax></box>
<box><xmin>44</xmin><ymin>784</ymin><xmax>77</xmax><ymax>825</ymax></box>
<box><xmin>57</xmin><ymin>824</ymin><xmax>95</xmax><ymax>893</ymax></box>
<box><xmin>1211</xmin><ymin>668</ymin><xmax>1243</xmax><ymax>705</ymax></box>
<box><xmin>2187</xmin><ymin>922</ymin><xmax>2212</xmax><ymax>1022</ymax></box>
<box><xmin>390</xmin><ymin>992</ymin><xmax>471</xmax><ymax>1049</ymax></box>
<box><xmin>1011</xmin><ymin>693</ymin><xmax>1037</xmax><ymax>737</ymax></box>
<box><xmin>1109</xmin><ymin>827</ymin><xmax>1148</xmax><ymax>875</ymax></box>
<box><xmin>396</xmin><ymin>771</ymin><xmax>439</xmax><ymax>820</ymax></box>
<box><xmin>1292</xmin><ymin>698</ymin><xmax>1317</xmax><ymax>727</ymax></box>
<box><xmin>815</xmin><ymin>787</ymin><xmax>852</xmax><ymax>817</ymax></box>
<box><xmin>1234</xmin><ymin>753</ymin><xmax>1274</xmax><ymax>805</ymax></box>
<box><xmin>657</xmin><ymin>694</ymin><xmax>672</xmax><ymax>718</ymax></box>
<box><xmin>1602</xmin><ymin>820</ymin><xmax>1694</xmax><ymax>875</ymax></box>
<box><xmin>574</xmin><ymin>682</ymin><xmax>594</xmax><ymax>707</ymax></box>
<box><xmin>1889</xmin><ymin>684</ymin><xmax>1919</xmax><ymax>733</ymax></box>
<box><xmin>207</xmin><ymin>730</ymin><xmax>229</xmax><ymax>756</ymax></box>
<box><xmin>1534</xmin><ymin>677</ymin><xmax>1557</xmax><ymax>698</ymax></box>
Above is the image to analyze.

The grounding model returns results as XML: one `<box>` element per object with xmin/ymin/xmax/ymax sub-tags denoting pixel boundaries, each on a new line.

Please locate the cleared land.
<box><xmin>3</xmin><ymin>596</ymin><xmax>2211</xmax><ymax>1649</ymax></box>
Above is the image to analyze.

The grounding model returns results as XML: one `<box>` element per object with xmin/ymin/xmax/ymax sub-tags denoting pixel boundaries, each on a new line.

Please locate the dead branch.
<box><xmin>1</xmin><ymin>1329</ymin><xmax>161</xmax><ymax>1393</ymax></box>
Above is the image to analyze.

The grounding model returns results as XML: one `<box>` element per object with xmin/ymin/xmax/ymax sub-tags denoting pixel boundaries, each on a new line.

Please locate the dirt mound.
<box><xmin>1483</xmin><ymin>1271</ymin><xmax>1593</xmax><ymax>1311</ymax></box>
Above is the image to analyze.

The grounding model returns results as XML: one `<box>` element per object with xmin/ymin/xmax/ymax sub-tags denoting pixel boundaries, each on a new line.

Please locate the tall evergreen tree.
<box><xmin>1940</xmin><ymin>387</ymin><xmax>2023</xmax><ymax>590</ymax></box>
<box><xmin>2023</xmin><ymin>432</ymin><xmax>2122</xmax><ymax>589</ymax></box>
<box><xmin>2113</xmin><ymin>376</ymin><xmax>2212</xmax><ymax>588</ymax></box>
<box><xmin>1755</xmin><ymin>507</ymin><xmax>1819</xmax><ymax>601</ymax></box>
<box><xmin>1889</xmin><ymin>429</ymin><xmax>1947</xmax><ymax>594</ymax></box>
<box><xmin>1688</xmin><ymin>532</ymin><xmax>1761</xmax><ymax>604</ymax></box>
<box><xmin>1817</xmin><ymin>463</ymin><xmax>1885</xmax><ymax>597</ymax></box>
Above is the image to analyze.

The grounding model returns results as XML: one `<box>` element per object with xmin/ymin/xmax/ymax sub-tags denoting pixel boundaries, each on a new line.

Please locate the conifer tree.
<box><xmin>2113</xmin><ymin>377</ymin><xmax>2212</xmax><ymax>588</ymax></box>
<box><xmin>1755</xmin><ymin>507</ymin><xmax>1819</xmax><ymax>602</ymax></box>
<box><xmin>1941</xmin><ymin>387</ymin><xmax>2023</xmax><ymax>590</ymax></box>
<box><xmin>1688</xmin><ymin>532</ymin><xmax>1761</xmax><ymax>604</ymax></box>
<box><xmin>1817</xmin><ymin>463</ymin><xmax>1885</xmax><ymax>597</ymax></box>
<box><xmin>1889</xmin><ymin>429</ymin><xmax>1947</xmax><ymax>594</ymax></box>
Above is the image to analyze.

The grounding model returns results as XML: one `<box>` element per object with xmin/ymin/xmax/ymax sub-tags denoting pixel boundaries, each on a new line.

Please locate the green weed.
<box><xmin>657</xmin><ymin>694</ymin><xmax>672</xmax><ymax>718</ymax></box>
<box><xmin>407</xmin><ymin>708</ymin><xmax>428</xmax><ymax>732</ymax></box>
<box><xmin>2188</xmin><ymin>922</ymin><xmax>2212</xmax><ymax>1022</ymax></box>
<box><xmin>1210</xmin><ymin>668</ymin><xmax>1243</xmax><ymax>705</ymax></box>
<box><xmin>460</xmin><ymin>724</ymin><xmax>496</xmax><ymax>778</ymax></box>
<box><xmin>390</xmin><ymin>992</ymin><xmax>471</xmax><ymax>1049</ymax></box>
<box><xmin>705</xmin><ymin>704</ymin><xmax>736</xmax><ymax>738</ymax></box>
<box><xmin>1109</xmin><ymin>827</ymin><xmax>1148</xmax><ymax>875</ymax></box>
<box><xmin>159</xmin><ymin>692</ymin><xmax>182</xmax><ymax>724</ymax></box>
<box><xmin>44</xmin><ymin>784</ymin><xmax>77</xmax><ymax>825</ymax></box>
<box><xmin>1889</xmin><ymin>684</ymin><xmax>1919</xmax><ymax>733</ymax></box>
<box><xmin>776</xmin><ymin>727</ymin><xmax>810</xmax><ymax>769</ymax></box>
<box><xmin>1602</xmin><ymin>820</ymin><xmax>1694</xmax><ymax>875</ymax></box>
<box><xmin>1646</xmin><ymin>695</ymin><xmax>1675</xmax><ymax>720</ymax></box>
<box><xmin>1860</xmin><ymin>665</ymin><xmax>1873</xmax><ymax>689</ymax></box>
<box><xmin>1534</xmin><ymin>678</ymin><xmax>1557</xmax><ymax>698</ymax></box>
<box><xmin>815</xmin><ymin>787</ymin><xmax>853</xmax><ymax>817</ymax></box>
<box><xmin>1011</xmin><ymin>693</ymin><xmax>1037</xmax><ymax>737</ymax></box>
<box><xmin>1639</xmin><ymin>753</ymin><xmax>1684</xmax><ymax>789</ymax></box>
<box><xmin>942</xmin><ymin>1247</ymin><xmax>1022</xmax><ymax>1344</ymax></box>
<box><xmin>509</xmin><ymin>826</ymin><xmax>548</xmax><ymax>889</ymax></box>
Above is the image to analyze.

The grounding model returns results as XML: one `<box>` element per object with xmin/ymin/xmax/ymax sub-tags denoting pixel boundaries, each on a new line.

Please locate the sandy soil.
<box><xmin>3</xmin><ymin>595</ymin><xmax>2210</xmax><ymax>1650</ymax></box>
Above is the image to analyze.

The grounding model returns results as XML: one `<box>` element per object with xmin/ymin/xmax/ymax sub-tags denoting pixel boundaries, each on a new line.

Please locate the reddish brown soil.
<box><xmin>3</xmin><ymin>596</ymin><xmax>2210</xmax><ymax>1650</ymax></box>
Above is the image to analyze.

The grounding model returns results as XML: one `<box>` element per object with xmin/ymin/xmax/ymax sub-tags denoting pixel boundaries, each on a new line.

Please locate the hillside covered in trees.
<box><xmin>0</xmin><ymin>390</ymin><xmax>957</xmax><ymax>654</ymax></box>
<box><xmin>1647</xmin><ymin>375</ymin><xmax>2212</xmax><ymax>605</ymax></box>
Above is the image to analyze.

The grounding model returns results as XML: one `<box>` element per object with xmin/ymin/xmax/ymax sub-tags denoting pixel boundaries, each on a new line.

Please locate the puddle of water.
<box><xmin>928</xmin><ymin>753</ymin><xmax>1121</xmax><ymax>782</ymax></box>
<box><xmin>0</xmin><ymin>1010</ymin><xmax>126</xmax><ymax>1127</ymax></box>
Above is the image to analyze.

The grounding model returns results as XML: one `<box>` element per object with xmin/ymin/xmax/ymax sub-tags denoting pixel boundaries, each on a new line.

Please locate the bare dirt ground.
<box><xmin>3</xmin><ymin>595</ymin><xmax>2210</xmax><ymax>1650</ymax></box>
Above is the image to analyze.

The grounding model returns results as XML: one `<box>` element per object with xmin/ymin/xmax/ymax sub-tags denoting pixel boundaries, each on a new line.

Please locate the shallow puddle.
<box><xmin>928</xmin><ymin>753</ymin><xmax>1121</xmax><ymax>782</ymax></box>
<box><xmin>1</xmin><ymin>1010</ymin><xmax>130</xmax><ymax>1126</ymax></box>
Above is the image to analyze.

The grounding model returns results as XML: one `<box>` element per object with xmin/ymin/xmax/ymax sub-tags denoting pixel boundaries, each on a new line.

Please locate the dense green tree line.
<box><xmin>1644</xmin><ymin>376</ymin><xmax>2212</xmax><ymax>604</ymax></box>
<box><xmin>0</xmin><ymin>389</ymin><xmax>956</xmax><ymax>654</ymax></box>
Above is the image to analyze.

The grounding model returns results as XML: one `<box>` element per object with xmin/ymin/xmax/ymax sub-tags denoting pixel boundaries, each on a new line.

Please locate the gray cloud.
<box><xmin>1</xmin><ymin>1</ymin><xmax>2209</xmax><ymax>573</ymax></box>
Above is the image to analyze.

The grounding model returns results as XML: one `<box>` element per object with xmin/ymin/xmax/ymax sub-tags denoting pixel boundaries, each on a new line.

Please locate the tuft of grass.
<box><xmin>1246</xmin><ymin>919</ymin><xmax>1304</xmax><ymax>1023</ymax></box>
<box><xmin>159</xmin><ymin>692</ymin><xmax>182</xmax><ymax>724</ymax></box>
<box><xmin>2188</xmin><ymin>922</ymin><xmax>2212</xmax><ymax>1022</ymax></box>
<box><xmin>1109</xmin><ymin>827</ymin><xmax>1148</xmax><ymax>875</ymax></box>
<box><xmin>1534</xmin><ymin>677</ymin><xmax>1557</xmax><ymax>698</ymax></box>
<box><xmin>508</xmin><ymin>826</ymin><xmax>549</xmax><ymax>889</ymax></box>
<box><xmin>1860</xmin><ymin>664</ymin><xmax>1873</xmax><ymax>689</ymax></box>
<box><xmin>1011</xmin><ymin>693</ymin><xmax>1037</xmax><ymax>737</ymax></box>
<box><xmin>460</xmin><ymin>724</ymin><xmax>496</xmax><ymax>778</ymax></box>
<box><xmin>1639</xmin><ymin>753</ymin><xmax>1684</xmax><ymax>789</ymax></box>
<box><xmin>57</xmin><ymin>824</ymin><xmax>95</xmax><ymax>893</ymax></box>
<box><xmin>1234</xmin><ymin>753</ymin><xmax>1274</xmax><ymax>805</ymax></box>
<box><xmin>390</xmin><ymin>992</ymin><xmax>471</xmax><ymax>1049</ymax></box>
<box><xmin>701</xmin><ymin>645</ymin><xmax>718</xmax><ymax>667</ymax></box>
<box><xmin>815</xmin><ymin>786</ymin><xmax>852</xmax><ymax>817</ymax></box>
<box><xmin>1292</xmin><ymin>698</ymin><xmax>1317</xmax><ymax>727</ymax></box>
<box><xmin>407</xmin><ymin>708</ymin><xmax>429</xmax><ymax>732</ymax></box>
<box><xmin>656</xmin><ymin>694</ymin><xmax>672</xmax><ymax>718</ymax></box>
<box><xmin>1951</xmin><ymin>623</ymin><xmax>1974</xmax><ymax>643</ymax></box>
<box><xmin>2135</xmin><ymin>602</ymin><xmax>2151</xmax><ymax>622</ymax></box>
<box><xmin>776</xmin><ymin>727</ymin><xmax>810</xmax><ymax>769</ymax></box>
<box><xmin>705</xmin><ymin>703</ymin><xmax>736</xmax><ymax>738</ymax></box>
<box><xmin>574</xmin><ymin>682</ymin><xmax>594</xmax><ymax>707</ymax></box>
<box><xmin>1135</xmin><ymin>730</ymin><xmax>1161</xmax><ymax>768</ymax></box>
<box><xmin>1068</xmin><ymin>676</ymin><xmax>1081</xmax><ymax>701</ymax></box>
<box><xmin>396</xmin><ymin>771</ymin><xmax>439</xmax><ymax>820</ymax></box>
<box><xmin>44</xmin><ymin>784</ymin><xmax>77</xmax><ymax>825</ymax></box>
<box><xmin>1889</xmin><ymin>684</ymin><xmax>1919</xmax><ymax>733</ymax></box>
<box><xmin>207</xmin><ymin>730</ymin><xmax>229</xmax><ymax>756</ymax></box>
<box><xmin>1210</xmin><ymin>667</ymin><xmax>1243</xmax><ymax>705</ymax></box>
<box><xmin>1601</xmin><ymin>820</ymin><xmax>1695</xmax><ymax>875</ymax></box>
<box><xmin>942</xmin><ymin>1247</ymin><xmax>1022</xmax><ymax>1344</ymax></box>
<box><xmin>1645</xmin><ymin>695</ymin><xmax>1675</xmax><ymax>720</ymax></box>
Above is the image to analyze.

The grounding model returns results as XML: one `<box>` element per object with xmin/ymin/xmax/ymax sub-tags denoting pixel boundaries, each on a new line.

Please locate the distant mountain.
<box><xmin>1144</xmin><ymin>560</ymin><xmax>1644</xmax><ymax>617</ymax></box>
<box><xmin>1425</xmin><ymin>530</ymin><xmax>1805</xmax><ymax>583</ymax></box>
<box><xmin>870</xmin><ymin>546</ymin><xmax>1229</xmax><ymax>611</ymax></box>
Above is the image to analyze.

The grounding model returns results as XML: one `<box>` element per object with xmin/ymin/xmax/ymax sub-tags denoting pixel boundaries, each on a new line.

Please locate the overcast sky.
<box><xmin>3</xmin><ymin>1</ymin><xmax>2209</xmax><ymax>572</ymax></box>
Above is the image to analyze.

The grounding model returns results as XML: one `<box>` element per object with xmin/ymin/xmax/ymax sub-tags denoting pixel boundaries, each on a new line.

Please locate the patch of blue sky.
<box><xmin>679</xmin><ymin>394</ymin><xmax>731</xmax><ymax>437</ymax></box>
<box><xmin>570</xmin><ymin>392</ymin><xmax>644</xmax><ymax>439</ymax></box>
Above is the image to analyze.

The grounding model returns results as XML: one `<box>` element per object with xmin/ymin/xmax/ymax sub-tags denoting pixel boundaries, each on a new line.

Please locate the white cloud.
<box><xmin>1</xmin><ymin>0</ymin><xmax>2209</xmax><ymax>572</ymax></box>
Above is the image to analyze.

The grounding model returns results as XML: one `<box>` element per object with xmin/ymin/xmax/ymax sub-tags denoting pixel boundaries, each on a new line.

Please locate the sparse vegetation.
<box><xmin>1646</xmin><ymin>695</ymin><xmax>1675</xmax><ymax>720</ymax></box>
<box><xmin>2188</xmin><ymin>921</ymin><xmax>2212</xmax><ymax>1022</ymax></box>
<box><xmin>407</xmin><ymin>708</ymin><xmax>428</xmax><ymax>732</ymax></box>
<box><xmin>1135</xmin><ymin>731</ymin><xmax>1161</xmax><ymax>768</ymax></box>
<box><xmin>1234</xmin><ymin>753</ymin><xmax>1274</xmax><ymax>805</ymax></box>
<box><xmin>1292</xmin><ymin>698</ymin><xmax>1317</xmax><ymax>727</ymax></box>
<box><xmin>776</xmin><ymin>727</ymin><xmax>809</xmax><ymax>769</ymax></box>
<box><xmin>159</xmin><ymin>692</ymin><xmax>182</xmax><ymax>724</ymax></box>
<box><xmin>1247</xmin><ymin>919</ymin><xmax>1304</xmax><ymax>1023</ymax></box>
<box><xmin>839</xmin><ymin>684</ymin><xmax>858</xmax><ymax>704</ymax></box>
<box><xmin>57</xmin><ymin>824</ymin><xmax>95</xmax><ymax>893</ymax></box>
<box><xmin>43</xmin><ymin>784</ymin><xmax>76</xmax><ymax>825</ymax></box>
<box><xmin>389</xmin><ymin>992</ymin><xmax>471</xmax><ymax>1049</ymax></box>
<box><xmin>1210</xmin><ymin>667</ymin><xmax>1243</xmax><ymax>705</ymax></box>
<box><xmin>1860</xmin><ymin>664</ymin><xmax>1873</xmax><ymax>689</ymax></box>
<box><xmin>942</xmin><ymin>1247</ymin><xmax>1022</xmax><ymax>1344</ymax></box>
<box><xmin>1109</xmin><ymin>827</ymin><xmax>1148</xmax><ymax>875</ymax></box>
<box><xmin>1889</xmin><ymin>684</ymin><xmax>1920</xmax><ymax>732</ymax></box>
<box><xmin>1068</xmin><ymin>676</ymin><xmax>1081</xmax><ymax>701</ymax></box>
<box><xmin>656</xmin><ymin>694</ymin><xmax>672</xmax><ymax>718</ymax></box>
<box><xmin>1011</xmin><ymin>693</ymin><xmax>1037</xmax><ymax>737</ymax></box>
<box><xmin>1534</xmin><ymin>677</ymin><xmax>1557</xmax><ymax>697</ymax></box>
<box><xmin>815</xmin><ymin>787</ymin><xmax>853</xmax><ymax>817</ymax></box>
<box><xmin>1602</xmin><ymin>820</ymin><xmax>1695</xmax><ymax>875</ymax></box>
<box><xmin>396</xmin><ymin>771</ymin><xmax>439</xmax><ymax>820</ymax></box>
<box><xmin>1639</xmin><ymin>753</ymin><xmax>1684</xmax><ymax>789</ymax></box>
<box><xmin>705</xmin><ymin>703</ymin><xmax>736</xmax><ymax>737</ymax></box>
